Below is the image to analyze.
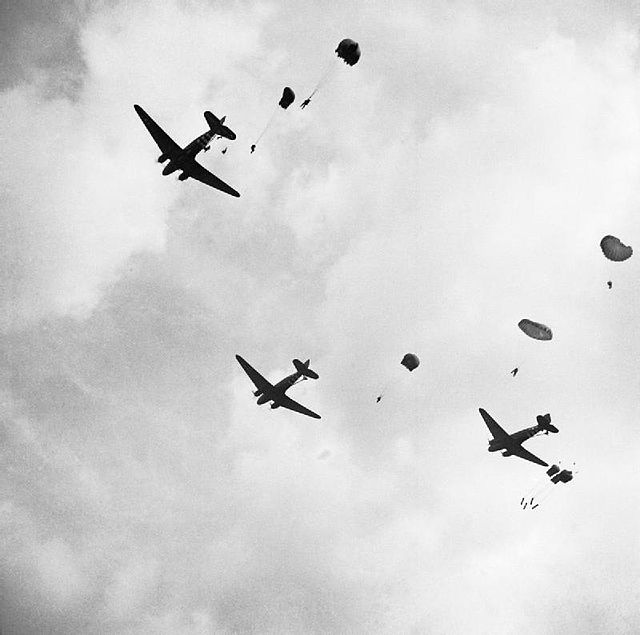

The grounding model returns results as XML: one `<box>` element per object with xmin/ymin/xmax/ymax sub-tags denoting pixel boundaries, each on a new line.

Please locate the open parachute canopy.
<box><xmin>600</xmin><ymin>235</ymin><xmax>633</xmax><ymax>262</ymax></box>
<box><xmin>401</xmin><ymin>353</ymin><xmax>420</xmax><ymax>371</ymax></box>
<box><xmin>551</xmin><ymin>469</ymin><xmax>574</xmax><ymax>484</ymax></box>
<box><xmin>279</xmin><ymin>87</ymin><xmax>295</xmax><ymax>109</ymax></box>
<box><xmin>335</xmin><ymin>39</ymin><xmax>361</xmax><ymax>66</ymax></box>
<box><xmin>518</xmin><ymin>319</ymin><xmax>553</xmax><ymax>341</ymax></box>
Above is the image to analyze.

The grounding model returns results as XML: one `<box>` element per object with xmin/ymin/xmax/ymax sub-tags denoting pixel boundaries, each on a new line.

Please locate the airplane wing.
<box><xmin>275</xmin><ymin>393</ymin><xmax>321</xmax><ymax>420</ymax></box>
<box><xmin>134</xmin><ymin>105</ymin><xmax>181</xmax><ymax>155</ymax></box>
<box><xmin>183</xmin><ymin>159</ymin><xmax>240</xmax><ymax>197</ymax></box>
<box><xmin>510</xmin><ymin>446</ymin><xmax>548</xmax><ymax>467</ymax></box>
<box><xmin>236</xmin><ymin>355</ymin><xmax>273</xmax><ymax>393</ymax></box>
<box><xmin>479</xmin><ymin>408</ymin><xmax>509</xmax><ymax>440</ymax></box>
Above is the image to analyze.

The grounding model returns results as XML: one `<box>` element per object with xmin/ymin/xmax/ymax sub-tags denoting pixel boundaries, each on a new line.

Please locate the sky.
<box><xmin>1</xmin><ymin>0</ymin><xmax>640</xmax><ymax>632</ymax></box>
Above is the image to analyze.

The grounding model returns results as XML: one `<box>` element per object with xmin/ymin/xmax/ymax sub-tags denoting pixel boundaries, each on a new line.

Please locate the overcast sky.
<box><xmin>1</xmin><ymin>1</ymin><xmax>640</xmax><ymax>633</ymax></box>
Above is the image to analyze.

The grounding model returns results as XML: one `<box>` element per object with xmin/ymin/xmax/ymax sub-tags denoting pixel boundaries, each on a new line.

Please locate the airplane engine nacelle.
<box><xmin>502</xmin><ymin>451</ymin><xmax>512</xmax><ymax>457</ymax></box>
<box><xmin>157</xmin><ymin>153</ymin><xmax>167</xmax><ymax>163</ymax></box>
<box><xmin>270</xmin><ymin>403</ymin><xmax>280</xmax><ymax>409</ymax></box>
<box><xmin>253</xmin><ymin>390</ymin><xmax>262</xmax><ymax>397</ymax></box>
<box><xmin>178</xmin><ymin>172</ymin><xmax>189</xmax><ymax>181</ymax></box>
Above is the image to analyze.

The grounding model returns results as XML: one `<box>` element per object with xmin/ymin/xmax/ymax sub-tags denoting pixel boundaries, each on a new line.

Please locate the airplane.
<box><xmin>235</xmin><ymin>355</ymin><xmax>321</xmax><ymax>419</ymax></box>
<box><xmin>479</xmin><ymin>408</ymin><xmax>559</xmax><ymax>466</ymax></box>
<box><xmin>134</xmin><ymin>104</ymin><xmax>240</xmax><ymax>197</ymax></box>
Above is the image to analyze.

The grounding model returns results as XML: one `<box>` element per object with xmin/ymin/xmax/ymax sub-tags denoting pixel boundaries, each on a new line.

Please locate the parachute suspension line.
<box><xmin>376</xmin><ymin>376</ymin><xmax>401</xmax><ymax>403</ymax></box>
<box><xmin>522</xmin><ymin>468</ymin><xmax>555</xmax><ymax>508</ymax></box>
<box><xmin>303</xmin><ymin>59</ymin><xmax>340</xmax><ymax>103</ymax></box>
<box><xmin>532</xmin><ymin>485</ymin><xmax>558</xmax><ymax>507</ymax></box>
<box><xmin>253</xmin><ymin>106</ymin><xmax>279</xmax><ymax>146</ymax></box>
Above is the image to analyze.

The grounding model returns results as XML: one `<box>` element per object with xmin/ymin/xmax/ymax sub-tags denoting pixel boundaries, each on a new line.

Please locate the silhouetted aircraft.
<box><xmin>236</xmin><ymin>355</ymin><xmax>321</xmax><ymax>419</ymax></box>
<box><xmin>134</xmin><ymin>105</ymin><xmax>240</xmax><ymax>197</ymax></box>
<box><xmin>479</xmin><ymin>408</ymin><xmax>558</xmax><ymax>466</ymax></box>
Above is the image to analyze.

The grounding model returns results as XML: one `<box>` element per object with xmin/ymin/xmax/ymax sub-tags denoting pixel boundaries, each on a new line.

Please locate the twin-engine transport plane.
<box><xmin>479</xmin><ymin>409</ymin><xmax>559</xmax><ymax>466</ymax></box>
<box><xmin>236</xmin><ymin>355</ymin><xmax>321</xmax><ymax>419</ymax></box>
<box><xmin>134</xmin><ymin>104</ymin><xmax>240</xmax><ymax>197</ymax></box>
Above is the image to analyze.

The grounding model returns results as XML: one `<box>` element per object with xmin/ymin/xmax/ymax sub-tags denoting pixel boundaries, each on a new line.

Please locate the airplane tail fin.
<box><xmin>204</xmin><ymin>111</ymin><xmax>237</xmax><ymax>140</ymax></box>
<box><xmin>293</xmin><ymin>358</ymin><xmax>319</xmax><ymax>379</ymax></box>
<box><xmin>536</xmin><ymin>413</ymin><xmax>558</xmax><ymax>433</ymax></box>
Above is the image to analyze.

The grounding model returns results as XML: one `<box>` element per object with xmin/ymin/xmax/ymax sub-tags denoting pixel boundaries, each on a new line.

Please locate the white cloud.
<box><xmin>2</xmin><ymin>1</ymin><xmax>640</xmax><ymax>633</ymax></box>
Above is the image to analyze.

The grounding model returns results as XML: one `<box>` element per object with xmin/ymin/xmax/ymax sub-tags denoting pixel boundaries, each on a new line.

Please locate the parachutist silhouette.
<box><xmin>222</xmin><ymin>147</ymin><xmax>227</xmax><ymax>154</ymax></box>
<box><xmin>376</xmin><ymin>395</ymin><xmax>382</xmax><ymax>403</ymax></box>
<box><xmin>250</xmin><ymin>144</ymin><xmax>256</xmax><ymax>154</ymax></box>
<box><xmin>607</xmin><ymin>280</ymin><xmax>612</xmax><ymax>289</ymax></box>
<box><xmin>511</xmin><ymin>367</ymin><xmax>518</xmax><ymax>377</ymax></box>
<box><xmin>300</xmin><ymin>98</ymin><xmax>311</xmax><ymax>109</ymax></box>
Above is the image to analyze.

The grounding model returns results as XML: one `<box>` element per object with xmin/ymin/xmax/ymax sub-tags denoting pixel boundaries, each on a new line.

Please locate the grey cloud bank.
<box><xmin>1</xmin><ymin>1</ymin><xmax>640</xmax><ymax>633</ymax></box>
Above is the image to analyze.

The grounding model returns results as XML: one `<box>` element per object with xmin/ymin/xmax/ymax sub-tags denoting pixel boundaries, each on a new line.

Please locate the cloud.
<box><xmin>0</xmin><ymin>0</ymin><xmax>266</xmax><ymax>331</ymax></box>
<box><xmin>2</xmin><ymin>1</ymin><xmax>640</xmax><ymax>633</ymax></box>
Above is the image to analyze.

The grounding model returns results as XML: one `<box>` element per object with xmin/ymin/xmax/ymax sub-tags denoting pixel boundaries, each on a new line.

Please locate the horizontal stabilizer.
<box><xmin>204</xmin><ymin>111</ymin><xmax>236</xmax><ymax>140</ymax></box>
<box><xmin>537</xmin><ymin>413</ymin><xmax>558</xmax><ymax>433</ymax></box>
<box><xmin>293</xmin><ymin>358</ymin><xmax>319</xmax><ymax>379</ymax></box>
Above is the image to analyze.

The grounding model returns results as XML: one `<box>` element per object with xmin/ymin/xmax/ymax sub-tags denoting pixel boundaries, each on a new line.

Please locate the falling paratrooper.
<box><xmin>600</xmin><ymin>235</ymin><xmax>632</xmax><ymax>289</ymax></box>
<box><xmin>376</xmin><ymin>353</ymin><xmax>420</xmax><ymax>402</ymax></box>
<box><xmin>301</xmin><ymin>38</ymin><xmax>361</xmax><ymax>109</ymax></box>
<box><xmin>252</xmin><ymin>86</ymin><xmax>297</xmax><ymax>152</ymax></box>
<box><xmin>521</xmin><ymin>463</ymin><xmax>575</xmax><ymax>509</ymax></box>
<box><xmin>511</xmin><ymin>320</ymin><xmax>552</xmax><ymax>379</ymax></box>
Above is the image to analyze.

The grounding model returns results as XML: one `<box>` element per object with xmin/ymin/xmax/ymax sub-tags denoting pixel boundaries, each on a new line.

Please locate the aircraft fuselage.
<box><xmin>255</xmin><ymin>371</ymin><xmax>302</xmax><ymax>406</ymax></box>
<box><xmin>161</xmin><ymin>129</ymin><xmax>219</xmax><ymax>176</ymax></box>
<box><xmin>488</xmin><ymin>424</ymin><xmax>542</xmax><ymax>453</ymax></box>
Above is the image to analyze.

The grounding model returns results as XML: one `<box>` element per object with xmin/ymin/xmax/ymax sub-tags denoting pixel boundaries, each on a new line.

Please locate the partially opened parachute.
<box><xmin>335</xmin><ymin>39</ymin><xmax>361</xmax><ymax>66</ymax></box>
<box><xmin>401</xmin><ymin>353</ymin><xmax>420</xmax><ymax>371</ymax></box>
<box><xmin>600</xmin><ymin>235</ymin><xmax>632</xmax><ymax>262</ymax></box>
<box><xmin>279</xmin><ymin>87</ymin><xmax>295</xmax><ymax>109</ymax></box>
<box><xmin>518</xmin><ymin>319</ymin><xmax>553</xmax><ymax>341</ymax></box>
<box><xmin>253</xmin><ymin>87</ymin><xmax>296</xmax><ymax>149</ymax></box>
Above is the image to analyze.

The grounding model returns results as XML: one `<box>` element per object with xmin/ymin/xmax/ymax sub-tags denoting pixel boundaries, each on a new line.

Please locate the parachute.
<box><xmin>302</xmin><ymin>38</ymin><xmax>361</xmax><ymax>108</ymax></box>
<box><xmin>551</xmin><ymin>469</ymin><xmax>574</xmax><ymax>484</ymax></box>
<box><xmin>376</xmin><ymin>353</ymin><xmax>420</xmax><ymax>402</ymax></box>
<box><xmin>278</xmin><ymin>87</ymin><xmax>295</xmax><ymax>109</ymax></box>
<box><xmin>546</xmin><ymin>464</ymin><xmax>561</xmax><ymax>478</ymax></box>
<box><xmin>518</xmin><ymin>319</ymin><xmax>553</xmax><ymax>341</ymax></box>
<box><xmin>401</xmin><ymin>353</ymin><xmax>420</xmax><ymax>371</ymax></box>
<box><xmin>600</xmin><ymin>235</ymin><xmax>632</xmax><ymax>262</ymax></box>
<box><xmin>522</xmin><ymin>463</ymin><xmax>576</xmax><ymax>510</ymax></box>
<box><xmin>335</xmin><ymin>39</ymin><xmax>361</xmax><ymax>66</ymax></box>
<box><xmin>252</xmin><ymin>86</ymin><xmax>297</xmax><ymax>151</ymax></box>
